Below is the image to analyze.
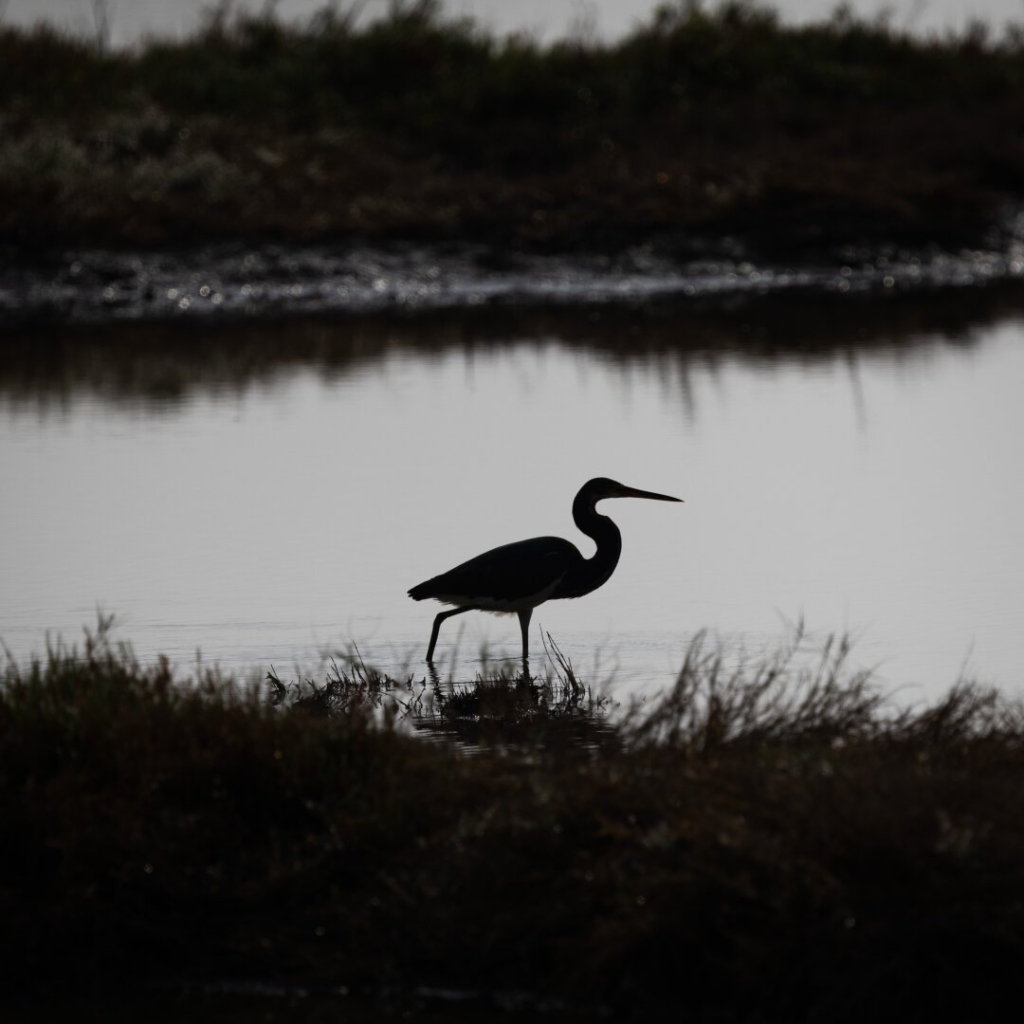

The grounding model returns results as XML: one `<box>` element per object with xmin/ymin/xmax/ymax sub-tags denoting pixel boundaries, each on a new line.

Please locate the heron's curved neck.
<box><xmin>562</xmin><ymin>494</ymin><xmax>622</xmax><ymax>597</ymax></box>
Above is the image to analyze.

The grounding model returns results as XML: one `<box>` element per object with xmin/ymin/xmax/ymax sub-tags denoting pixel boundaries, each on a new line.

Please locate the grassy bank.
<box><xmin>3</xmin><ymin>1</ymin><xmax>1024</xmax><ymax>255</ymax></box>
<box><xmin>3</xmin><ymin>621</ymin><xmax>1024</xmax><ymax>1020</ymax></box>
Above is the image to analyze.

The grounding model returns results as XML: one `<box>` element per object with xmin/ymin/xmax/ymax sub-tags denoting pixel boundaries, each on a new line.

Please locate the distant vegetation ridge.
<box><xmin>2</xmin><ymin>0</ymin><xmax>1023</xmax><ymax>254</ymax></box>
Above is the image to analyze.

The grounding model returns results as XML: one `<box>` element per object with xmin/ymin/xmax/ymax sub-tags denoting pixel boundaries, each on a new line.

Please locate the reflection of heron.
<box><xmin>408</xmin><ymin>477</ymin><xmax>683</xmax><ymax>663</ymax></box>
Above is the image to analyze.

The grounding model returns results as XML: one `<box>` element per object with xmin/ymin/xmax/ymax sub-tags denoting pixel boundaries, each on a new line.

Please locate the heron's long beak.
<box><xmin>616</xmin><ymin>484</ymin><xmax>683</xmax><ymax>503</ymax></box>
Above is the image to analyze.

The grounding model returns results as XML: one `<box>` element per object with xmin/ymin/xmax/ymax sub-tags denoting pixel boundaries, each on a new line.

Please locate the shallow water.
<box><xmin>2</xmin><ymin>286</ymin><xmax>1022</xmax><ymax>701</ymax></box>
<box><xmin>4</xmin><ymin>230</ymin><xmax>1023</xmax><ymax>324</ymax></box>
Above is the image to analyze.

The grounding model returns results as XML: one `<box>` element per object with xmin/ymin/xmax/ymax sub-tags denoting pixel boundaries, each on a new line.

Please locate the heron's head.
<box><xmin>579</xmin><ymin>477</ymin><xmax>683</xmax><ymax>506</ymax></box>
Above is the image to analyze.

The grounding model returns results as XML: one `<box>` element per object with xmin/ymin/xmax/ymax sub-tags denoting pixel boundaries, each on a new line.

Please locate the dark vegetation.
<box><xmin>3</xmin><ymin>0</ymin><xmax>1024</xmax><ymax>255</ymax></box>
<box><xmin>3</xmin><ymin>618</ymin><xmax>1024</xmax><ymax>1021</ymax></box>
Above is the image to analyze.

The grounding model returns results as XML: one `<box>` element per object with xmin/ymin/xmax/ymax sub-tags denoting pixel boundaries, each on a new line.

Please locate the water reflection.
<box><xmin>1</xmin><ymin>284</ymin><xmax>1014</xmax><ymax>411</ymax></box>
<box><xmin>1</xmin><ymin>287</ymin><xmax>1022</xmax><ymax>699</ymax></box>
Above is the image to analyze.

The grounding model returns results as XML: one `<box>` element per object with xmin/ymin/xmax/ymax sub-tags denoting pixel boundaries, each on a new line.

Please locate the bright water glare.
<box><xmin>2</xmin><ymin>310</ymin><xmax>1023</xmax><ymax>701</ymax></box>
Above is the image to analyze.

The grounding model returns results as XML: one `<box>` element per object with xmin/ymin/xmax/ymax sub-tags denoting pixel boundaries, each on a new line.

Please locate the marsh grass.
<box><xmin>3</xmin><ymin>617</ymin><xmax>1024</xmax><ymax>1019</ymax></box>
<box><xmin>265</xmin><ymin>629</ymin><xmax>613</xmax><ymax>753</ymax></box>
<box><xmin>3</xmin><ymin>1</ymin><xmax>1024</xmax><ymax>250</ymax></box>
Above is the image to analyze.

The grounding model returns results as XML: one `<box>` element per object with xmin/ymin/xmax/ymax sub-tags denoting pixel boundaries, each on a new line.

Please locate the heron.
<box><xmin>408</xmin><ymin>477</ymin><xmax>683</xmax><ymax>662</ymax></box>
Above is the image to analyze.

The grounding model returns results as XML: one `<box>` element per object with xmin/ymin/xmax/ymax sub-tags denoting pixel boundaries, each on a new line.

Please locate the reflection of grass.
<box><xmin>3</xmin><ymin>1</ymin><xmax>1024</xmax><ymax>249</ymax></box>
<box><xmin>4</xmin><ymin>617</ymin><xmax>1024</xmax><ymax>1019</ymax></box>
<box><xmin>5</xmin><ymin>281</ymin><xmax>1023</xmax><ymax>405</ymax></box>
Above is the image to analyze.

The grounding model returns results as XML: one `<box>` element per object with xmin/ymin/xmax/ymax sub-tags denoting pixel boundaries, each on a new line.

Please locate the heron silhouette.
<box><xmin>408</xmin><ymin>477</ymin><xmax>682</xmax><ymax>662</ymax></box>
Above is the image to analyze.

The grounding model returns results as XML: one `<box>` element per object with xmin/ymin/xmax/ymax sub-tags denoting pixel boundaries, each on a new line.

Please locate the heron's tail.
<box><xmin>407</xmin><ymin>579</ymin><xmax>436</xmax><ymax>601</ymax></box>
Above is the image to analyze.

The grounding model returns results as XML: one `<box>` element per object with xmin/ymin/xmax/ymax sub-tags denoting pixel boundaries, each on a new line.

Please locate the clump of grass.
<box><xmin>419</xmin><ymin>637</ymin><xmax>616</xmax><ymax>753</ymax></box>
<box><xmin>265</xmin><ymin>631</ymin><xmax>613</xmax><ymax>752</ymax></box>
<box><xmin>3</xmin><ymin>617</ymin><xmax>1024</xmax><ymax>1019</ymax></box>
<box><xmin>626</xmin><ymin>625</ymin><xmax>885</xmax><ymax>750</ymax></box>
<box><xmin>266</xmin><ymin>650</ymin><xmax>420</xmax><ymax>721</ymax></box>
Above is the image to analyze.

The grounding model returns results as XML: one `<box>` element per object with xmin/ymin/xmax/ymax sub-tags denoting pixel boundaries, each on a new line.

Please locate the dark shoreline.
<box><xmin>3</xmin><ymin>223</ymin><xmax>1023</xmax><ymax>329</ymax></box>
<box><xmin>4</xmin><ymin>267</ymin><xmax>1023</xmax><ymax>416</ymax></box>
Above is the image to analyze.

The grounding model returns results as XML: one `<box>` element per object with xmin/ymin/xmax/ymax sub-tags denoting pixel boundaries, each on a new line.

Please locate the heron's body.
<box><xmin>408</xmin><ymin>477</ymin><xmax>682</xmax><ymax>662</ymax></box>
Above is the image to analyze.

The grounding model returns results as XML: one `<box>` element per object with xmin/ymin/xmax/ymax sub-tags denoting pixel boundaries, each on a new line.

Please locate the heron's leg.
<box><xmin>426</xmin><ymin>661</ymin><xmax>442</xmax><ymax>691</ymax></box>
<box><xmin>517</xmin><ymin>607</ymin><xmax>534</xmax><ymax>663</ymax></box>
<box><xmin>426</xmin><ymin>606</ymin><xmax>471</xmax><ymax>662</ymax></box>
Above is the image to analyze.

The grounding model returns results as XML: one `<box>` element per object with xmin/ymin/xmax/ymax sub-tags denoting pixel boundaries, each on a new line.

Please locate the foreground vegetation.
<box><xmin>4</xmin><ymin>1</ymin><xmax>1024</xmax><ymax>254</ymax></box>
<box><xmin>3</xmin><ymin>620</ymin><xmax>1023</xmax><ymax>1020</ymax></box>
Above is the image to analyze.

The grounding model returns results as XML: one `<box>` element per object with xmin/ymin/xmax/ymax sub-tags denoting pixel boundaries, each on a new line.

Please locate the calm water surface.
<box><xmin>2</xmin><ymin>300</ymin><xmax>1022</xmax><ymax>701</ymax></box>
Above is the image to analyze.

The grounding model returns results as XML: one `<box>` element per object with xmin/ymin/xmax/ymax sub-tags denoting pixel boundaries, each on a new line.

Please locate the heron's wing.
<box><xmin>408</xmin><ymin>536</ymin><xmax>583</xmax><ymax>607</ymax></box>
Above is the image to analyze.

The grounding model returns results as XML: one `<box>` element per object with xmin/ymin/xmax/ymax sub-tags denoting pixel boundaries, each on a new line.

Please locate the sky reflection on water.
<box><xmin>2</xmin><ymin>300</ymin><xmax>1022</xmax><ymax>702</ymax></box>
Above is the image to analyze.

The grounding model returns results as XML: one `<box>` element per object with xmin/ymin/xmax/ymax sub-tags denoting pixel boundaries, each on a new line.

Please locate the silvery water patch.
<box><xmin>3</xmin><ymin>213</ymin><xmax>1024</xmax><ymax>325</ymax></box>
